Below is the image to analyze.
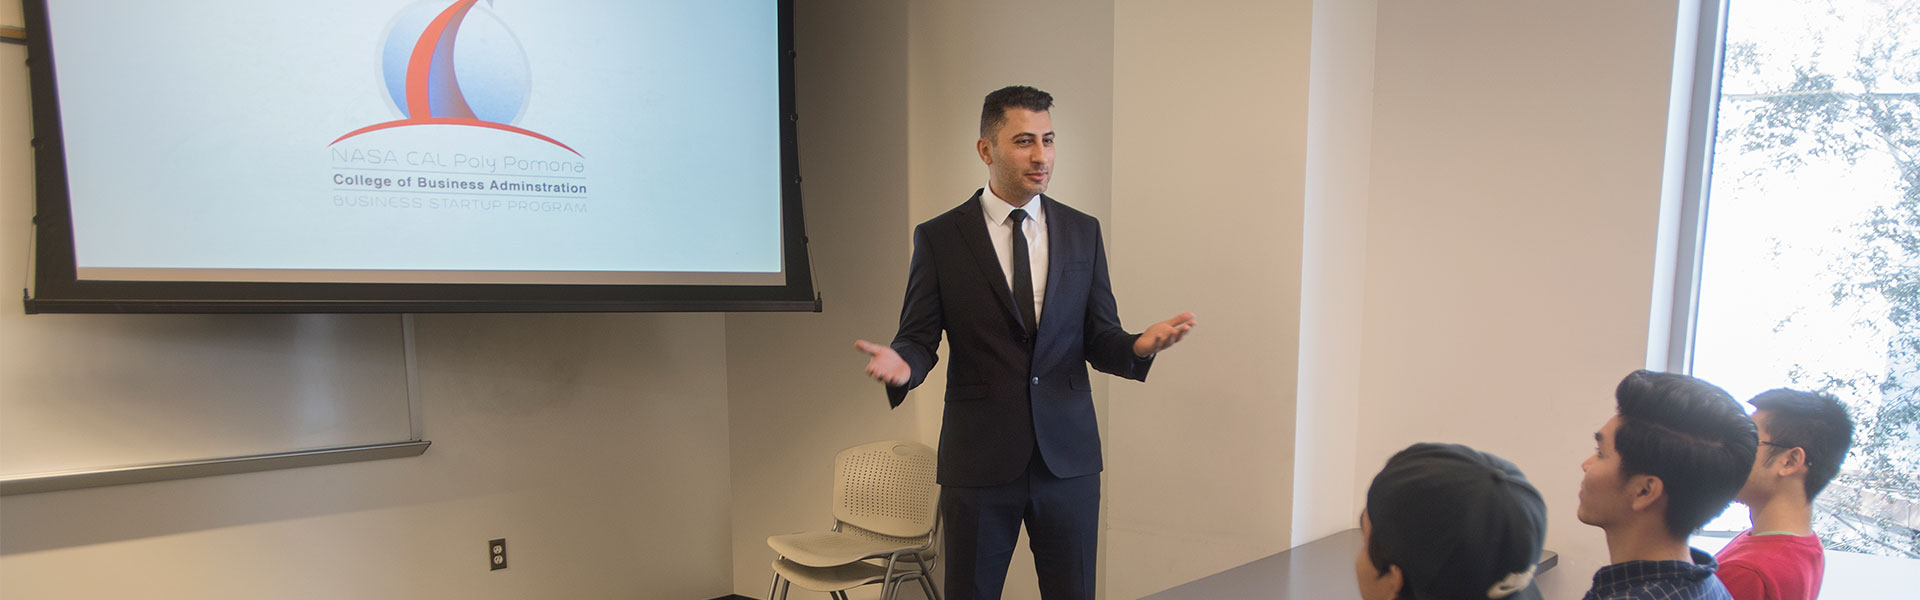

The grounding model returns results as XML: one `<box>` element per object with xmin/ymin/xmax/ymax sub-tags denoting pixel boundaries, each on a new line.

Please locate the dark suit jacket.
<box><xmin>887</xmin><ymin>191</ymin><xmax>1152</xmax><ymax>487</ymax></box>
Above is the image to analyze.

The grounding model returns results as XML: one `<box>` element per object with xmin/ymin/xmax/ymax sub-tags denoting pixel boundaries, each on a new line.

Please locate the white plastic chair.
<box><xmin>767</xmin><ymin>440</ymin><xmax>941</xmax><ymax>600</ymax></box>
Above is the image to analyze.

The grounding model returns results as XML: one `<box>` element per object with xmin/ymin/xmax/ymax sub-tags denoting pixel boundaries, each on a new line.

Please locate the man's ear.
<box><xmin>977</xmin><ymin>138</ymin><xmax>993</xmax><ymax>165</ymax></box>
<box><xmin>1379</xmin><ymin>563</ymin><xmax>1404</xmax><ymax>598</ymax></box>
<box><xmin>1629</xmin><ymin>474</ymin><xmax>1666</xmax><ymax>512</ymax></box>
<box><xmin>1779</xmin><ymin>447</ymin><xmax>1809</xmax><ymax>477</ymax></box>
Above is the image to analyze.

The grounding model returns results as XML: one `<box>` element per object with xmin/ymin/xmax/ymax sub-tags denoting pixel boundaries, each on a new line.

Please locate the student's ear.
<box><xmin>977</xmin><ymin>138</ymin><xmax>993</xmax><ymax>165</ymax></box>
<box><xmin>1779</xmin><ymin>447</ymin><xmax>1808</xmax><ymax>476</ymax></box>
<box><xmin>1629</xmin><ymin>474</ymin><xmax>1665</xmax><ymax>512</ymax></box>
<box><xmin>1379</xmin><ymin>564</ymin><xmax>1404</xmax><ymax>598</ymax></box>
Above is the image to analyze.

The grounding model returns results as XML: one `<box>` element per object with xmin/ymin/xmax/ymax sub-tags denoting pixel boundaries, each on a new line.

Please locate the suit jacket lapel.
<box><xmin>954</xmin><ymin>191</ymin><xmax>1028</xmax><ymax>333</ymax></box>
<box><xmin>1037</xmin><ymin>195</ymin><xmax>1069</xmax><ymax>333</ymax></box>
<box><xmin>1033</xmin><ymin>195</ymin><xmax>1072</xmax><ymax>368</ymax></box>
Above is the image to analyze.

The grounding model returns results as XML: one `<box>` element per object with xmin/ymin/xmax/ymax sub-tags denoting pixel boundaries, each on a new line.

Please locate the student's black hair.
<box><xmin>1613</xmin><ymin>370</ymin><xmax>1758</xmax><ymax>539</ymax></box>
<box><xmin>979</xmin><ymin>85</ymin><xmax>1054</xmax><ymax>139</ymax></box>
<box><xmin>1749</xmin><ymin>388</ymin><xmax>1855</xmax><ymax>500</ymax></box>
<box><xmin>1363</xmin><ymin>515</ymin><xmax>1413</xmax><ymax>600</ymax></box>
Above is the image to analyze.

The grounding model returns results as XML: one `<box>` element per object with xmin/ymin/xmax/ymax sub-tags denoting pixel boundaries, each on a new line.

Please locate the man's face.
<box><xmin>978</xmin><ymin>108</ymin><xmax>1054</xmax><ymax>204</ymax></box>
<box><xmin>1577</xmin><ymin>416</ymin><xmax>1634</xmax><ymax>528</ymax></box>
<box><xmin>1737</xmin><ymin>410</ymin><xmax>1786</xmax><ymax>505</ymax></box>
<box><xmin>1353</xmin><ymin>510</ymin><xmax>1402</xmax><ymax>600</ymax></box>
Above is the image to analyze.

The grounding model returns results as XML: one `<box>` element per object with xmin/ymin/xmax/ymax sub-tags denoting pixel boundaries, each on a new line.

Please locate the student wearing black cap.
<box><xmin>1355</xmin><ymin>443</ymin><xmax>1549</xmax><ymax>600</ymax></box>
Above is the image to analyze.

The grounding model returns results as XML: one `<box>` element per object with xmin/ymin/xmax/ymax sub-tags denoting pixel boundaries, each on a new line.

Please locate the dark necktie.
<box><xmin>1009</xmin><ymin>209</ymin><xmax>1038</xmax><ymax>337</ymax></box>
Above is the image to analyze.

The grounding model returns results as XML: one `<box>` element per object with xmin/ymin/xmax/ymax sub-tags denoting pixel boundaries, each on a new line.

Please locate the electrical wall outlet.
<box><xmin>489</xmin><ymin>538</ymin><xmax>508</xmax><ymax>571</ymax></box>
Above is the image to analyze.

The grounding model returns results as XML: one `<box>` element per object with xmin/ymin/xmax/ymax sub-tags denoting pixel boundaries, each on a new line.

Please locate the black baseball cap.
<box><xmin>1365</xmin><ymin>443</ymin><xmax>1548</xmax><ymax>600</ymax></box>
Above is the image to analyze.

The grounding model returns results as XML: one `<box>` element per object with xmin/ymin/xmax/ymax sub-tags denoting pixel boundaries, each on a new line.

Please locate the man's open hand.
<box><xmin>1133</xmin><ymin>312</ymin><xmax>1197</xmax><ymax>358</ymax></box>
<box><xmin>854</xmin><ymin>340</ymin><xmax>910</xmax><ymax>386</ymax></box>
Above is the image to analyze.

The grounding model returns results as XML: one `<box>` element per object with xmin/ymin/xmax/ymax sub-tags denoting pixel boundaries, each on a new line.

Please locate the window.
<box><xmin>1677</xmin><ymin>0</ymin><xmax>1917</xmax><ymax>559</ymax></box>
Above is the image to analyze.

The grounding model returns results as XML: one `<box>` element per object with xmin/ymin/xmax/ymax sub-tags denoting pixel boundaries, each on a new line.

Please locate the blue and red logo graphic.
<box><xmin>333</xmin><ymin>0</ymin><xmax>577</xmax><ymax>155</ymax></box>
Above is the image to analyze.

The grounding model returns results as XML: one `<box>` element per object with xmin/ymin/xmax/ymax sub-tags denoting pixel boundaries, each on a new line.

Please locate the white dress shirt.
<box><xmin>980</xmin><ymin>184</ymin><xmax>1048</xmax><ymax>326</ymax></box>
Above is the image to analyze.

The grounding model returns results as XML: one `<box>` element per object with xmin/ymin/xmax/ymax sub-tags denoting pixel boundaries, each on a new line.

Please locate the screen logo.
<box><xmin>327</xmin><ymin>0</ymin><xmax>590</xmax><ymax>217</ymax></box>
<box><xmin>332</xmin><ymin>0</ymin><xmax>576</xmax><ymax>155</ymax></box>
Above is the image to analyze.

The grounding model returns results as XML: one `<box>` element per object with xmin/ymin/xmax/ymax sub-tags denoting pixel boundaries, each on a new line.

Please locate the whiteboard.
<box><xmin>0</xmin><ymin>313</ymin><xmax>414</xmax><ymax>477</ymax></box>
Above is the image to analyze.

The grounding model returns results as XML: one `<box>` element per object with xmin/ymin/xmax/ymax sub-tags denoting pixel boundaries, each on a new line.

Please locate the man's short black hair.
<box><xmin>980</xmin><ymin>85</ymin><xmax>1054</xmax><ymax>139</ymax></box>
<box><xmin>1749</xmin><ymin>388</ymin><xmax>1855</xmax><ymax>500</ymax></box>
<box><xmin>1613</xmin><ymin>370</ymin><xmax>1758</xmax><ymax>539</ymax></box>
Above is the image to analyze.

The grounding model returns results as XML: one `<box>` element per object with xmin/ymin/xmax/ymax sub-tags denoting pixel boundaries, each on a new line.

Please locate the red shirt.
<box><xmin>1713</xmin><ymin>530</ymin><xmax>1825</xmax><ymax>600</ymax></box>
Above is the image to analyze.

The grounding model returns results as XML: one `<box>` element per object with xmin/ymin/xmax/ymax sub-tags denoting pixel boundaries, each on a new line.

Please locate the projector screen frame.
<box><xmin>19</xmin><ymin>0</ymin><xmax>819</xmax><ymax>314</ymax></box>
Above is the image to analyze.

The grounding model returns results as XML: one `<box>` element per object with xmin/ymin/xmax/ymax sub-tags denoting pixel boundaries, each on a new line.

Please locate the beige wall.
<box><xmin>1106</xmin><ymin>1</ymin><xmax>1312</xmax><ymax>597</ymax></box>
<box><xmin>0</xmin><ymin>3</ymin><xmax>735</xmax><ymax>598</ymax></box>
<box><xmin>1356</xmin><ymin>1</ymin><xmax>1681</xmax><ymax>597</ymax></box>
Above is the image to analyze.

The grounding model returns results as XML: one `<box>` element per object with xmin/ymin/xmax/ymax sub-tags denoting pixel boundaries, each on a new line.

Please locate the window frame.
<box><xmin>1657</xmin><ymin>0</ymin><xmax>1730</xmax><ymax>376</ymax></box>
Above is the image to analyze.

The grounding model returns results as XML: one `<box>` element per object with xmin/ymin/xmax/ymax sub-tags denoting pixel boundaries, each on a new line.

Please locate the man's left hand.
<box><xmin>1133</xmin><ymin>312</ymin><xmax>1197</xmax><ymax>358</ymax></box>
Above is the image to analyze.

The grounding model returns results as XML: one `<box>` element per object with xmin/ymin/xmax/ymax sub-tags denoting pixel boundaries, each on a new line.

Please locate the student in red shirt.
<box><xmin>1715</xmin><ymin>389</ymin><xmax>1856</xmax><ymax>600</ymax></box>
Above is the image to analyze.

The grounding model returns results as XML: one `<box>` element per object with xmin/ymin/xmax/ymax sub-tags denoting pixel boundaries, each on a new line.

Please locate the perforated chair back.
<box><xmin>831</xmin><ymin>440</ymin><xmax>939</xmax><ymax>539</ymax></box>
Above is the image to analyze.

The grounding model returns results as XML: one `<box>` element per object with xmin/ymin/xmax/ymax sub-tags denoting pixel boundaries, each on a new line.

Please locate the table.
<box><xmin>1142</xmin><ymin>529</ymin><xmax>1558</xmax><ymax>600</ymax></box>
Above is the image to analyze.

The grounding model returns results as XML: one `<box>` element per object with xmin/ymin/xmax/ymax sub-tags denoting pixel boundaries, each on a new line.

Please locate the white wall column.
<box><xmin>1292</xmin><ymin>0</ymin><xmax>1378</xmax><ymax>547</ymax></box>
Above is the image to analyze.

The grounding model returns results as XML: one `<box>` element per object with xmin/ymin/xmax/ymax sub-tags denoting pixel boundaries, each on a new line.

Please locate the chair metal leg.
<box><xmin>768</xmin><ymin>572</ymin><xmax>782</xmax><ymax>600</ymax></box>
<box><xmin>921</xmin><ymin>562</ymin><xmax>942</xmax><ymax>600</ymax></box>
<box><xmin>918</xmin><ymin>572</ymin><xmax>940</xmax><ymax>600</ymax></box>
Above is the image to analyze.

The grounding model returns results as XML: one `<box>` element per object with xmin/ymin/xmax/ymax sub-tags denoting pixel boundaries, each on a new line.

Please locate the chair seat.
<box><xmin>770</xmin><ymin>558</ymin><xmax>892</xmax><ymax>592</ymax></box>
<box><xmin>768</xmin><ymin>530</ymin><xmax>925</xmax><ymax>568</ymax></box>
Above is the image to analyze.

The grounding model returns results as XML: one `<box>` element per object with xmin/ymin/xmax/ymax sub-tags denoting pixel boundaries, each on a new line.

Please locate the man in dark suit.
<box><xmin>853</xmin><ymin>85</ymin><xmax>1196</xmax><ymax>600</ymax></box>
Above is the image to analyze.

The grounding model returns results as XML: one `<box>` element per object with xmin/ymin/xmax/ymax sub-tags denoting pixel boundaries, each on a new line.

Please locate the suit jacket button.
<box><xmin>1032</xmin><ymin>377</ymin><xmax>1040</xmax><ymax>385</ymax></box>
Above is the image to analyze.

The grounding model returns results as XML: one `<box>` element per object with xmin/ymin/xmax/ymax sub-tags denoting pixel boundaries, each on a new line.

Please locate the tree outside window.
<box><xmin>1691</xmin><ymin>0</ymin><xmax>1917</xmax><ymax>558</ymax></box>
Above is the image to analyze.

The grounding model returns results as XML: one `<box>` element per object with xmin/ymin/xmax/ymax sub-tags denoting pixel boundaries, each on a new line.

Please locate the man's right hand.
<box><xmin>854</xmin><ymin>340</ymin><xmax>910</xmax><ymax>386</ymax></box>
